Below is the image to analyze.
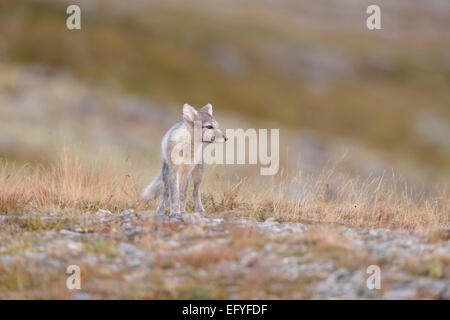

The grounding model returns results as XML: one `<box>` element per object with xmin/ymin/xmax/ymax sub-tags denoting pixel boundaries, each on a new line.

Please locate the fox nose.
<box><xmin>224</xmin><ymin>135</ymin><xmax>228</xmax><ymax>142</ymax></box>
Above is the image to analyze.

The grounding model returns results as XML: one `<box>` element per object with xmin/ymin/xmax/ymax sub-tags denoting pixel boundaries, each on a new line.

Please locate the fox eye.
<box><xmin>204</xmin><ymin>125</ymin><xmax>213</xmax><ymax>129</ymax></box>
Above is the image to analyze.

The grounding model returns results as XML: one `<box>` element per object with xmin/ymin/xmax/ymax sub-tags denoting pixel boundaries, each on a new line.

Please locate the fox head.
<box><xmin>182</xmin><ymin>103</ymin><xmax>227</xmax><ymax>143</ymax></box>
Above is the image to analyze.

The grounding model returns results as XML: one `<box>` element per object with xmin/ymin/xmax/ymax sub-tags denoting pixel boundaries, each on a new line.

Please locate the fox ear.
<box><xmin>201</xmin><ymin>103</ymin><xmax>213</xmax><ymax>116</ymax></box>
<box><xmin>183</xmin><ymin>104</ymin><xmax>197</xmax><ymax>123</ymax></box>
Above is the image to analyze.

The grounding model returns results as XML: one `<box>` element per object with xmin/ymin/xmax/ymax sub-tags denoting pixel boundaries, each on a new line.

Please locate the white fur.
<box><xmin>142</xmin><ymin>173</ymin><xmax>163</xmax><ymax>202</ymax></box>
<box><xmin>202</xmin><ymin>103</ymin><xmax>213</xmax><ymax>116</ymax></box>
<box><xmin>183</xmin><ymin>104</ymin><xmax>197</xmax><ymax>123</ymax></box>
<box><xmin>143</xmin><ymin>103</ymin><xmax>226</xmax><ymax>217</ymax></box>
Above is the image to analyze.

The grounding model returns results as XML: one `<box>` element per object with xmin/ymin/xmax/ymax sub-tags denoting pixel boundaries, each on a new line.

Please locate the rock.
<box><xmin>24</xmin><ymin>251</ymin><xmax>46</xmax><ymax>260</ymax></box>
<box><xmin>262</xmin><ymin>244</ymin><xmax>273</xmax><ymax>254</ymax></box>
<box><xmin>384</xmin><ymin>288</ymin><xmax>417</xmax><ymax>299</ymax></box>
<box><xmin>170</xmin><ymin>216</ymin><xmax>184</xmax><ymax>223</ymax></box>
<box><xmin>118</xmin><ymin>243</ymin><xmax>144</xmax><ymax>257</ymax></box>
<box><xmin>258</xmin><ymin>221</ymin><xmax>280</xmax><ymax>228</ymax></box>
<box><xmin>47</xmin><ymin>259</ymin><xmax>62</xmax><ymax>268</ymax></box>
<box><xmin>121</xmin><ymin>222</ymin><xmax>133</xmax><ymax>230</ymax></box>
<box><xmin>323</xmin><ymin>262</ymin><xmax>335</xmax><ymax>272</ymax></box>
<box><xmin>279</xmin><ymin>257</ymin><xmax>301</xmax><ymax>280</ymax></box>
<box><xmin>96</xmin><ymin>209</ymin><xmax>112</xmax><ymax>216</ymax></box>
<box><xmin>74</xmin><ymin>227</ymin><xmax>90</xmax><ymax>233</ymax></box>
<box><xmin>136</xmin><ymin>211</ymin><xmax>150</xmax><ymax>218</ymax></box>
<box><xmin>66</xmin><ymin>241</ymin><xmax>83</xmax><ymax>252</ymax></box>
<box><xmin>151</xmin><ymin>212</ymin><xmax>168</xmax><ymax>220</ymax></box>
<box><xmin>199</xmin><ymin>217</ymin><xmax>224</xmax><ymax>225</ymax></box>
<box><xmin>40</xmin><ymin>216</ymin><xmax>58</xmax><ymax>221</ymax></box>
<box><xmin>121</xmin><ymin>209</ymin><xmax>134</xmax><ymax>216</ymax></box>
<box><xmin>183</xmin><ymin>213</ymin><xmax>202</xmax><ymax>224</ymax></box>
<box><xmin>75</xmin><ymin>293</ymin><xmax>93</xmax><ymax>300</ymax></box>
<box><xmin>59</xmin><ymin>229</ymin><xmax>83</xmax><ymax>237</ymax></box>
<box><xmin>0</xmin><ymin>255</ymin><xmax>17</xmax><ymax>265</ymax></box>
<box><xmin>82</xmin><ymin>256</ymin><xmax>98</xmax><ymax>266</ymax></box>
<box><xmin>126</xmin><ymin>258</ymin><xmax>141</xmax><ymax>268</ymax></box>
<box><xmin>239</xmin><ymin>248</ymin><xmax>259</xmax><ymax>267</ymax></box>
<box><xmin>419</xmin><ymin>281</ymin><xmax>448</xmax><ymax>299</ymax></box>
<box><xmin>333</xmin><ymin>268</ymin><xmax>350</xmax><ymax>279</ymax></box>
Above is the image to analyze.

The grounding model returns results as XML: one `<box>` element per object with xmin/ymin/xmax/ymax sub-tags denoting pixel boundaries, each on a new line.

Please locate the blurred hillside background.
<box><xmin>0</xmin><ymin>0</ymin><xmax>449</xmax><ymax>191</ymax></box>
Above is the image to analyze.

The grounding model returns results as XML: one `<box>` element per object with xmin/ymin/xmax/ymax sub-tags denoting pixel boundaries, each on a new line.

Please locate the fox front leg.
<box><xmin>156</xmin><ymin>181</ymin><xmax>169</xmax><ymax>215</ymax></box>
<box><xmin>192</xmin><ymin>163</ymin><xmax>206</xmax><ymax>213</ymax></box>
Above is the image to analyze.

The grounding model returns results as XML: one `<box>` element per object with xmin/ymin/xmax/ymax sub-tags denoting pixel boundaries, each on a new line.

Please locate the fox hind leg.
<box><xmin>156</xmin><ymin>161</ymin><xmax>169</xmax><ymax>214</ymax></box>
<box><xmin>168</xmin><ymin>170</ymin><xmax>181</xmax><ymax>216</ymax></box>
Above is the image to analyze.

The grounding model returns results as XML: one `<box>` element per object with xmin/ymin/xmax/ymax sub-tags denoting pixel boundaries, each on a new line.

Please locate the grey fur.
<box><xmin>142</xmin><ymin>104</ymin><xmax>226</xmax><ymax>217</ymax></box>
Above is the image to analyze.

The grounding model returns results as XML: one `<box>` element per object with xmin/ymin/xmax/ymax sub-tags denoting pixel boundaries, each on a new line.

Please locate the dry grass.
<box><xmin>0</xmin><ymin>163</ymin><xmax>28</xmax><ymax>214</ymax></box>
<box><xmin>0</xmin><ymin>149</ymin><xmax>448</xmax><ymax>233</ymax></box>
<box><xmin>245</xmin><ymin>170</ymin><xmax>449</xmax><ymax>232</ymax></box>
<box><xmin>205</xmin><ymin>170</ymin><xmax>448</xmax><ymax>233</ymax></box>
<box><xmin>0</xmin><ymin>149</ymin><xmax>143</xmax><ymax>214</ymax></box>
<box><xmin>174</xmin><ymin>244</ymin><xmax>241</xmax><ymax>269</ymax></box>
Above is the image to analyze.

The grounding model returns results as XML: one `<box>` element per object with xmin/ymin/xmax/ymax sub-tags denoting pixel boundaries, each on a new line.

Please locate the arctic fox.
<box><xmin>142</xmin><ymin>103</ymin><xmax>227</xmax><ymax>218</ymax></box>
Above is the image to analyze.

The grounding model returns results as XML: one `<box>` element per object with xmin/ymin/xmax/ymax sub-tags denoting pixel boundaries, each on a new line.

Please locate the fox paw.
<box><xmin>195</xmin><ymin>206</ymin><xmax>206</xmax><ymax>214</ymax></box>
<box><xmin>169</xmin><ymin>211</ymin><xmax>183</xmax><ymax>220</ymax></box>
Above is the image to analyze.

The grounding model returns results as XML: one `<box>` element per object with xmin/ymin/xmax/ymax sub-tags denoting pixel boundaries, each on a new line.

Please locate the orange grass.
<box><xmin>239</xmin><ymin>170</ymin><xmax>449</xmax><ymax>232</ymax></box>
<box><xmin>0</xmin><ymin>149</ymin><xmax>142</xmax><ymax>213</ymax></box>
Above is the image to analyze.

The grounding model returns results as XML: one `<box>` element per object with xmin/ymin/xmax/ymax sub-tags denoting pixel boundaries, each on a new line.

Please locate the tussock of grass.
<box><xmin>0</xmin><ymin>163</ymin><xmax>29</xmax><ymax>214</ymax></box>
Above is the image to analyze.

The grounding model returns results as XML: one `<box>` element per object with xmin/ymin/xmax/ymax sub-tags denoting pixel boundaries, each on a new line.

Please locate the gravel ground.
<box><xmin>1</xmin><ymin>210</ymin><xmax>448</xmax><ymax>299</ymax></box>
